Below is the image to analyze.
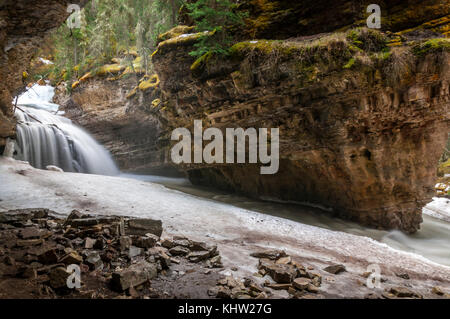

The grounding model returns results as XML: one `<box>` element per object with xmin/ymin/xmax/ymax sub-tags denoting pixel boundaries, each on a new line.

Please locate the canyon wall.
<box><xmin>0</xmin><ymin>0</ymin><xmax>88</xmax><ymax>149</ymax></box>
<box><xmin>151</xmin><ymin>22</ymin><xmax>450</xmax><ymax>232</ymax></box>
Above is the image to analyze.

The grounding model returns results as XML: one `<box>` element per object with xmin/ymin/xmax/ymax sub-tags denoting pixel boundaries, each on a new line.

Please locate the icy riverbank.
<box><xmin>0</xmin><ymin>157</ymin><xmax>449</xmax><ymax>298</ymax></box>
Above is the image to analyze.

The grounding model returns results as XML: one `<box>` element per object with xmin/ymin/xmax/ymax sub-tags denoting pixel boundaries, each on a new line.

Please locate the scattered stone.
<box><xmin>276</xmin><ymin>256</ymin><xmax>291</xmax><ymax>265</ymax></box>
<box><xmin>111</xmin><ymin>261</ymin><xmax>157</xmax><ymax>291</ymax></box>
<box><xmin>187</xmin><ymin>250</ymin><xmax>212</xmax><ymax>263</ymax></box>
<box><xmin>160</xmin><ymin>238</ymin><xmax>174</xmax><ymax>249</ymax></box>
<box><xmin>207</xmin><ymin>255</ymin><xmax>223</xmax><ymax>268</ymax></box>
<box><xmin>389</xmin><ymin>286</ymin><xmax>422</xmax><ymax>298</ymax></box>
<box><xmin>250</xmin><ymin>250</ymin><xmax>287</xmax><ymax>260</ymax></box>
<box><xmin>132</xmin><ymin>234</ymin><xmax>158</xmax><ymax>248</ymax></box>
<box><xmin>169</xmin><ymin>246</ymin><xmax>190</xmax><ymax>256</ymax></box>
<box><xmin>84</xmin><ymin>237</ymin><xmax>96</xmax><ymax>249</ymax></box>
<box><xmin>68</xmin><ymin>218</ymin><xmax>99</xmax><ymax>227</ymax></box>
<box><xmin>396</xmin><ymin>273</ymin><xmax>410</xmax><ymax>280</ymax></box>
<box><xmin>293</xmin><ymin>278</ymin><xmax>312</xmax><ymax>290</ymax></box>
<box><xmin>323</xmin><ymin>264</ymin><xmax>346</xmax><ymax>275</ymax></box>
<box><xmin>266</xmin><ymin>283</ymin><xmax>291</xmax><ymax>290</ymax></box>
<box><xmin>16</xmin><ymin>239</ymin><xmax>44</xmax><ymax>247</ymax></box>
<box><xmin>119</xmin><ymin>236</ymin><xmax>132</xmax><ymax>251</ymax></box>
<box><xmin>125</xmin><ymin>219</ymin><xmax>162</xmax><ymax>237</ymax></box>
<box><xmin>4</xmin><ymin>255</ymin><xmax>15</xmax><ymax>266</ymax></box>
<box><xmin>60</xmin><ymin>252</ymin><xmax>83</xmax><ymax>265</ymax></box>
<box><xmin>173</xmin><ymin>238</ymin><xmax>192</xmax><ymax>248</ymax></box>
<box><xmin>38</xmin><ymin>248</ymin><xmax>58</xmax><ymax>264</ymax></box>
<box><xmin>432</xmin><ymin>286</ymin><xmax>445</xmax><ymax>296</ymax></box>
<box><xmin>128</xmin><ymin>246</ymin><xmax>143</xmax><ymax>258</ymax></box>
<box><xmin>19</xmin><ymin>227</ymin><xmax>42</xmax><ymax>239</ymax></box>
<box><xmin>93</xmin><ymin>237</ymin><xmax>106</xmax><ymax>250</ymax></box>
<box><xmin>49</xmin><ymin>267</ymin><xmax>71</xmax><ymax>289</ymax></box>
<box><xmin>85</xmin><ymin>252</ymin><xmax>103</xmax><ymax>271</ymax></box>
<box><xmin>216</xmin><ymin>286</ymin><xmax>232</xmax><ymax>299</ymax></box>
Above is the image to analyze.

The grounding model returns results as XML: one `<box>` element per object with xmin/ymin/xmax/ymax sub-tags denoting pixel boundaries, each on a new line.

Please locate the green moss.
<box><xmin>346</xmin><ymin>28</ymin><xmax>388</xmax><ymax>52</ymax></box>
<box><xmin>157</xmin><ymin>25</ymin><xmax>196</xmax><ymax>43</ymax></box>
<box><xmin>413</xmin><ymin>38</ymin><xmax>450</xmax><ymax>56</ymax></box>
<box><xmin>343</xmin><ymin>58</ymin><xmax>356</xmax><ymax>69</ymax></box>
<box><xmin>190</xmin><ymin>51</ymin><xmax>214</xmax><ymax>77</ymax></box>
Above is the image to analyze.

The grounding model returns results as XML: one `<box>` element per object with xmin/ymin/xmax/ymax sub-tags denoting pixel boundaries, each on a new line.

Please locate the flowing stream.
<box><xmin>10</xmin><ymin>83</ymin><xmax>450</xmax><ymax>267</ymax></box>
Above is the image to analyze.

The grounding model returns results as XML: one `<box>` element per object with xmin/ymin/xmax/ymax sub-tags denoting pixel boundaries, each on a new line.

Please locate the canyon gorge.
<box><xmin>0</xmin><ymin>0</ymin><xmax>450</xmax><ymax>300</ymax></box>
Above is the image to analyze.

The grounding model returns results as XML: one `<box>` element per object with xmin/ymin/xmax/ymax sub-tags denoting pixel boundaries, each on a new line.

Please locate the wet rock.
<box><xmin>187</xmin><ymin>250</ymin><xmax>210</xmax><ymax>263</ymax></box>
<box><xmin>395</xmin><ymin>273</ymin><xmax>410</xmax><ymax>280</ymax></box>
<box><xmin>119</xmin><ymin>236</ymin><xmax>132</xmax><ymax>251</ymax></box>
<box><xmin>258</xmin><ymin>258</ymin><xmax>297</xmax><ymax>283</ymax></box>
<box><xmin>4</xmin><ymin>255</ymin><xmax>15</xmax><ymax>266</ymax></box>
<box><xmin>323</xmin><ymin>264</ymin><xmax>346</xmax><ymax>275</ymax></box>
<box><xmin>169</xmin><ymin>246</ymin><xmax>190</xmax><ymax>256</ymax></box>
<box><xmin>93</xmin><ymin>237</ymin><xmax>105</xmax><ymax>250</ymax></box>
<box><xmin>158</xmin><ymin>251</ymin><xmax>172</xmax><ymax>269</ymax></box>
<box><xmin>216</xmin><ymin>286</ymin><xmax>232</xmax><ymax>299</ymax></box>
<box><xmin>132</xmin><ymin>234</ymin><xmax>158</xmax><ymax>248</ymax></box>
<box><xmin>85</xmin><ymin>252</ymin><xmax>103</xmax><ymax>271</ymax></box>
<box><xmin>84</xmin><ymin>237</ymin><xmax>96</xmax><ymax>249</ymax></box>
<box><xmin>16</xmin><ymin>239</ymin><xmax>44</xmax><ymax>247</ymax></box>
<box><xmin>276</xmin><ymin>256</ymin><xmax>291</xmax><ymax>265</ymax></box>
<box><xmin>173</xmin><ymin>238</ymin><xmax>192</xmax><ymax>248</ymax></box>
<box><xmin>65</xmin><ymin>210</ymin><xmax>83</xmax><ymax>223</ymax></box>
<box><xmin>250</xmin><ymin>250</ymin><xmax>287</xmax><ymax>260</ymax></box>
<box><xmin>60</xmin><ymin>252</ymin><xmax>83</xmax><ymax>265</ymax></box>
<box><xmin>19</xmin><ymin>227</ymin><xmax>43</xmax><ymax>239</ymax></box>
<box><xmin>293</xmin><ymin>278</ymin><xmax>312</xmax><ymax>290</ymax></box>
<box><xmin>125</xmin><ymin>219</ymin><xmax>162</xmax><ymax>237</ymax></box>
<box><xmin>111</xmin><ymin>261</ymin><xmax>157</xmax><ymax>291</ymax></box>
<box><xmin>266</xmin><ymin>283</ymin><xmax>292</xmax><ymax>290</ymax></box>
<box><xmin>206</xmin><ymin>255</ymin><xmax>223</xmax><ymax>268</ymax></box>
<box><xmin>432</xmin><ymin>286</ymin><xmax>445</xmax><ymax>296</ymax></box>
<box><xmin>128</xmin><ymin>246</ymin><xmax>143</xmax><ymax>258</ymax></box>
<box><xmin>389</xmin><ymin>287</ymin><xmax>422</xmax><ymax>298</ymax></box>
<box><xmin>18</xmin><ymin>266</ymin><xmax>37</xmax><ymax>279</ymax></box>
<box><xmin>49</xmin><ymin>267</ymin><xmax>71</xmax><ymax>289</ymax></box>
<box><xmin>160</xmin><ymin>238</ymin><xmax>174</xmax><ymax>249</ymax></box>
<box><xmin>38</xmin><ymin>248</ymin><xmax>58</xmax><ymax>264</ymax></box>
<box><xmin>69</xmin><ymin>218</ymin><xmax>99</xmax><ymax>227</ymax></box>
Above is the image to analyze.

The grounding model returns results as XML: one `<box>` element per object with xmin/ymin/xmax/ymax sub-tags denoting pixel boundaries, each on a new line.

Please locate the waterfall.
<box><xmin>13</xmin><ymin>84</ymin><xmax>118</xmax><ymax>175</ymax></box>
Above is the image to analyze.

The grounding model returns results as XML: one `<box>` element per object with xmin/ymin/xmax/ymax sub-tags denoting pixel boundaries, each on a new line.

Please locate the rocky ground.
<box><xmin>1</xmin><ymin>208</ymin><xmax>447</xmax><ymax>299</ymax></box>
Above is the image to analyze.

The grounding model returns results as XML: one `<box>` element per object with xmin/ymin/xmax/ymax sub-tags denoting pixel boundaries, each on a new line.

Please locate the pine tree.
<box><xmin>186</xmin><ymin>0</ymin><xmax>244</xmax><ymax>57</ymax></box>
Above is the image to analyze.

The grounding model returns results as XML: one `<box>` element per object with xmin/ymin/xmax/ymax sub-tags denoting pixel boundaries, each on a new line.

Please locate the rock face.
<box><xmin>237</xmin><ymin>0</ymin><xmax>449</xmax><ymax>39</ymax></box>
<box><xmin>0</xmin><ymin>0</ymin><xmax>88</xmax><ymax>149</ymax></box>
<box><xmin>55</xmin><ymin>77</ymin><xmax>170</xmax><ymax>172</ymax></box>
<box><xmin>151</xmin><ymin>23</ymin><xmax>450</xmax><ymax>232</ymax></box>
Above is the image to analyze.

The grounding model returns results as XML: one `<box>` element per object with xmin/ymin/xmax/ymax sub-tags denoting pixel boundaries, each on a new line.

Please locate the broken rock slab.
<box><xmin>111</xmin><ymin>261</ymin><xmax>157</xmax><ymax>292</ymax></box>
<box><xmin>125</xmin><ymin>219</ymin><xmax>162</xmax><ymax>237</ymax></box>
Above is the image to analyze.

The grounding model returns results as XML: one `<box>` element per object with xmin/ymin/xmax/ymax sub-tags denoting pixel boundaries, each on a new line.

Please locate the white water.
<box><xmin>13</xmin><ymin>84</ymin><xmax>118</xmax><ymax>175</ymax></box>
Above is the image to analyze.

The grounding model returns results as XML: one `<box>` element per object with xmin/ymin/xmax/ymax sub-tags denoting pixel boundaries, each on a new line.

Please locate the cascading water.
<box><xmin>13</xmin><ymin>84</ymin><xmax>118</xmax><ymax>175</ymax></box>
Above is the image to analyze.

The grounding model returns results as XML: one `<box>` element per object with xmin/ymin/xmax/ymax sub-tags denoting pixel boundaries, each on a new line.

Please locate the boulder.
<box><xmin>169</xmin><ymin>246</ymin><xmax>190</xmax><ymax>256</ymax></box>
<box><xmin>49</xmin><ymin>267</ymin><xmax>71</xmax><ymax>289</ymax></box>
<box><xmin>60</xmin><ymin>252</ymin><xmax>83</xmax><ymax>265</ymax></box>
<box><xmin>125</xmin><ymin>219</ymin><xmax>162</xmax><ymax>237</ymax></box>
<box><xmin>111</xmin><ymin>261</ymin><xmax>157</xmax><ymax>291</ymax></box>
<box><xmin>131</xmin><ymin>234</ymin><xmax>158</xmax><ymax>248</ymax></box>
<box><xmin>85</xmin><ymin>252</ymin><xmax>103</xmax><ymax>271</ymax></box>
<box><xmin>323</xmin><ymin>264</ymin><xmax>346</xmax><ymax>275</ymax></box>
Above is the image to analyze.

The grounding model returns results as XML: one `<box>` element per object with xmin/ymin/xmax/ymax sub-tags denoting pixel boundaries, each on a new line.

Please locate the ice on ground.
<box><xmin>0</xmin><ymin>157</ymin><xmax>449</xmax><ymax>283</ymax></box>
<box><xmin>423</xmin><ymin>197</ymin><xmax>450</xmax><ymax>222</ymax></box>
